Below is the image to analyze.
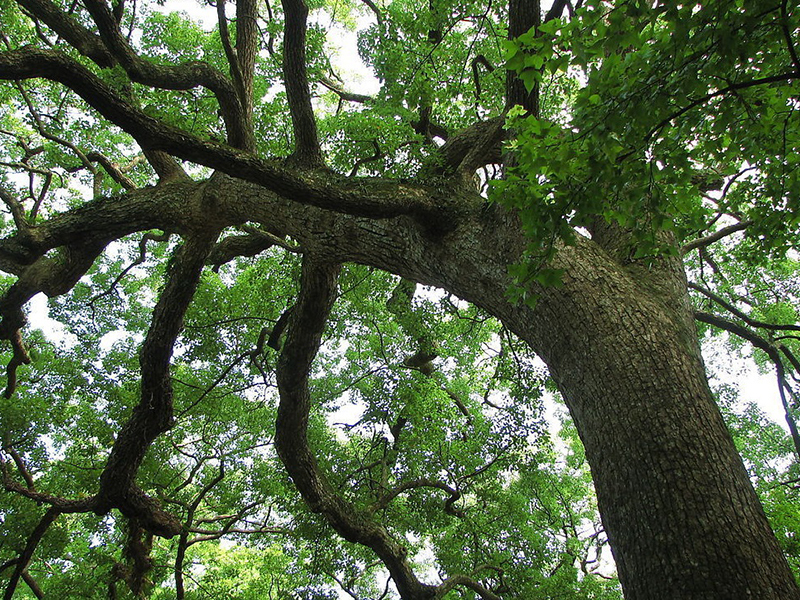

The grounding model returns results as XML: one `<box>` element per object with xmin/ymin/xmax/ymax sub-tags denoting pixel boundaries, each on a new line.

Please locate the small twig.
<box><xmin>348</xmin><ymin>141</ymin><xmax>384</xmax><ymax>177</ymax></box>
<box><xmin>89</xmin><ymin>230</ymin><xmax>171</xmax><ymax>307</ymax></box>
<box><xmin>781</xmin><ymin>0</ymin><xmax>800</xmax><ymax>74</ymax></box>
<box><xmin>319</xmin><ymin>76</ymin><xmax>373</xmax><ymax>104</ymax></box>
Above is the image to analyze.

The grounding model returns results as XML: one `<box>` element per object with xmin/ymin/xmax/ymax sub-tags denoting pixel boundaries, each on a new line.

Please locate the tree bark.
<box><xmin>1</xmin><ymin>172</ymin><xmax>798</xmax><ymax>598</ymax></box>
<box><xmin>206</xmin><ymin>175</ymin><xmax>800</xmax><ymax>598</ymax></box>
<box><xmin>527</xmin><ymin>242</ymin><xmax>800</xmax><ymax>599</ymax></box>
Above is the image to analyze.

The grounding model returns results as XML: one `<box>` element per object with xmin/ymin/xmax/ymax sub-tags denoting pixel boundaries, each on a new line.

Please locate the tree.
<box><xmin>0</xmin><ymin>0</ymin><xmax>798</xmax><ymax>597</ymax></box>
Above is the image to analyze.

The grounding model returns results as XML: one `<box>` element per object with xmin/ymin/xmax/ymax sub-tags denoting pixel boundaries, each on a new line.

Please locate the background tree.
<box><xmin>0</xmin><ymin>0</ymin><xmax>798</xmax><ymax>598</ymax></box>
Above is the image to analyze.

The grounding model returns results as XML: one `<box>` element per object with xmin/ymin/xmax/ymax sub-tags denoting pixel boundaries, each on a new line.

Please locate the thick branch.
<box><xmin>436</xmin><ymin>574</ymin><xmax>502</xmax><ymax>600</ymax></box>
<box><xmin>3</xmin><ymin>507</ymin><xmax>59</xmax><ymax>600</ymax></box>
<box><xmin>319</xmin><ymin>76</ymin><xmax>373</xmax><ymax>103</ymax></box>
<box><xmin>0</xmin><ymin>47</ymin><xmax>457</xmax><ymax>224</ymax></box>
<box><xmin>16</xmin><ymin>0</ymin><xmax>115</xmax><ymax>66</ymax></box>
<box><xmin>276</xmin><ymin>257</ymin><xmax>437</xmax><ymax>600</ymax></box>
<box><xmin>142</xmin><ymin>150</ymin><xmax>189</xmax><ymax>183</ymax></box>
<box><xmin>79</xmin><ymin>0</ymin><xmax>250</xmax><ymax>148</ymax></box>
<box><xmin>428</xmin><ymin>117</ymin><xmax>504</xmax><ymax>178</ymax></box>
<box><xmin>96</xmin><ymin>231</ymin><xmax>219</xmax><ymax>537</ymax></box>
<box><xmin>235</xmin><ymin>0</ymin><xmax>258</xmax><ymax>149</ymax></box>
<box><xmin>281</xmin><ymin>0</ymin><xmax>323</xmax><ymax>165</ymax></box>
<box><xmin>507</xmin><ymin>0</ymin><xmax>541</xmax><ymax>115</ymax></box>
<box><xmin>544</xmin><ymin>0</ymin><xmax>570</xmax><ymax>22</ymax></box>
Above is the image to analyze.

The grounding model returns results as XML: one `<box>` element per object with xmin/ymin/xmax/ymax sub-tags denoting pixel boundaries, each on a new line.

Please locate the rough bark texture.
<box><xmin>205</xmin><ymin>175</ymin><xmax>800</xmax><ymax>598</ymax></box>
<box><xmin>1</xmin><ymin>167</ymin><xmax>798</xmax><ymax>598</ymax></box>
<box><xmin>1</xmin><ymin>0</ymin><xmax>799</xmax><ymax>596</ymax></box>
<box><xmin>531</xmin><ymin>243</ymin><xmax>800</xmax><ymax>599</ymax></box>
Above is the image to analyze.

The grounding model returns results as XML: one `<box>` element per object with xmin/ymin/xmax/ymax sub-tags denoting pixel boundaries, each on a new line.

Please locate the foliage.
<box><xmin>496</xmin><ymin>0</ymin><xmax>800</xmax><ymax>277</ymax></box>
<box><xmin>0</xmin><ymin>0</ymin><xmax>798</xmax><ymax>598</ymax></box>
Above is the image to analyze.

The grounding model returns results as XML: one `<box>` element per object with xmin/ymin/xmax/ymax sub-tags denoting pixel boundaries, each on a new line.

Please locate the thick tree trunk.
<box><xmin>527</xmin><ymin>240</ymin><xmax>800</xmax><ymax>599</ymax></box>
<box><xmin>208</xmin><ymin>176</ymin><xmax>800</xmax><ymax>598</ymax></box>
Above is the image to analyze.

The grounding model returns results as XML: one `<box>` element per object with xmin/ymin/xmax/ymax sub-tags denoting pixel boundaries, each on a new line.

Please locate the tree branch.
<box><xmin>370</xmin><ymin>478</ymin><xmax>463</xmax><ymax>517</ymax></box>
<box><xmin>0</xmin><ymin>47</ymin><xmax>459</xmax><ymax>224</ymax></box>
<box><xmin>689</xmin><ymin>282</ymin><xmax>800</xmax><ymax>333</ymax></box>
<box><xmin>319</xmin><ymin>75</ymin><xmax>373</xmax><ymax>103</ymax></box>
<box><xmin>281</xmin><ymin>0</ymin><xmax>323</xmax><ymax>165</ymax></box>
<box><xmin>507</xmin><ymin>0</ymin><xmax>541</xmax><ymax>116</ymax></box>
<box><xmin>644</xmin><ymin>72</ymin><xmax>800</xmax><ymax>146</ymax></box>
<box><xmin>96</xmin><ymin>230</ymin><xmax>219</xmax><ymax>537</ymax></box>
<box><xmin>16</xmin><ymin>0</ymin><xmax>115</xmax><ymax>66</ymax></box>
<box><xmin>435</xmin><ymin>574</ymin><xmax>503</xmax><ymax>600</ymax></box>
<box><xmin>79</xmin><ymin>0</ymin><xmax>250</xmax><ymax>148</ymax></box>
<box><xmin>694</xmin><ymin>310</ymin><xmax>800</xmax><ymax>459</ymax></box>
<box><xmin>3</xmin><ymin>507</ymin><xmax>60</xmax><ymax>600</ymax></box>
<box><xmin>681</xmin><ymin>219</ymin><xmax>753</xmax><ymax>253</ymax></box>
<box><xmin>276</xmin><ymin>256</ymin><xmax>437</xmax><ymax>599</ymax></box>
<box><xmin>780</xmin><ymin>0</ymin><xmax>800</xmax><ymax>75</ymax></box>
<box><xmin>83</xmin><ymin>151</ymin><xmax>137</xmax><ymax>190</ymax></box>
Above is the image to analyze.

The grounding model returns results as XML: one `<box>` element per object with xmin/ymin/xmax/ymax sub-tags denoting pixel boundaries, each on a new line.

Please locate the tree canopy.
<box><xmin>0</xmin><ymin>0</ymin><xmax>799</xmax><ymax>598</ymax></box>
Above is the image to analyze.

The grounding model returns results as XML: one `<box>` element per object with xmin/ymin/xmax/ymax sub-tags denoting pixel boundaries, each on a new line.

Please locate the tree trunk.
<box><xmin>218</xmin><ymin>176</ymin><xmax>800</xmax><ymax>597</ymax></box>
<box><xmin>526</xmin><ymin>239</ymin><xmax>800</xmax><ymax>599</ymax></box>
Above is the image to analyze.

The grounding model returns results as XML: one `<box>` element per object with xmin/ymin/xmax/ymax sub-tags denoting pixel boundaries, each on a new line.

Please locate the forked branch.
<box><xmin>275</xmin><ymin>257</ymin><xmax>501</xmax><ymax>599</ymax></box>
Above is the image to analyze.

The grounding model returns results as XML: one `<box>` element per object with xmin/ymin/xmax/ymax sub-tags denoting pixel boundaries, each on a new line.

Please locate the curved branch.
<box><xmin>276</xmin><ymin>256</ymin><xmax>437</xmax><ymax>600</ymax></box>
<box><xmin>0</xmin><ymin>47</ymin><xmax>458</xmax><ymax>224</ymax></box>
<box><xmin>84</xmin><ymin>151</ymin><xmax>137</xmax><ymax>190</ymax></box>
<box><xmin>357</xmin><ymin>0</ymin><xmax>383</xmax><ymax>27</ymax></box>
<box><xmin>1</xmin><ymin>453</ymin><xmax>98</xmax><ymax>512</ymax></box>
<box><xmin>89</xmin><ymin>230</ymin><xmax>171</xmax><ymax>306</ymax></box>
<box><xmin>3</xmin><ymin>507</ymin><xmax>59</xmax><ymax>600</ymax></box>
<box><xmin>681</xmin><ymin>219</ymin><xmax>753</xmax><ymax>254</ymax></box>
<box><xmin>175</xmin><ymin>460</ymin><xmax>226</xmax><ymax>599</ymax></box>
<box><xmin>435</xmin><ymin>574</ymin><xmax>503</xmax><ymax>600</ymax></box>
<box><xmin>97</xmin><ymin>230</ymin><xmax>220</xmax><ymax>537</ymax></box>
<box><xmin>79</xmin><ymin>0</ymin><xmax>250</xmax><ymax>148</ymax></box>
<box><xmin>370</xmin><ymin>478</ymin><xmax>463</xmax><ymax>517</ymax></box>
<box><xmin>689</xmin><ymin>282</ymin><xmax>800</xmax><ymax>333</ymax></box>
<box><xmin>544</xmin><ymin>0</ymin><xmax>570</xmax><ymax>22</ymax></box>
<box><xmin>16</xmin><ymin>0</ymin><xmax>115</xmax><ymax>66</ymax></box>
<box><xmin>433</xmin><ymin>117</ymin><xmax>504</xmax><ymax>176</ymax></box>
<box><xmin>643</xmin><ymin>72</ymin><xmax>800</xmax><ymax>145</ymax></box>
<box><xmin>319</xmin><ymin>76</ymin><xmax>373</xmax><ymax>103</ymax></box>
<box><xmin>694</xmin><ymin>310</ymin><xmax>800</xmax><ymax>459</ymax></box>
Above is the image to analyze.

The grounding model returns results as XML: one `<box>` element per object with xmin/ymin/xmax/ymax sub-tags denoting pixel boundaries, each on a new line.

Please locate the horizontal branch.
<box><xmin>681</xmin><ymin>220</ymin><xmax>753</xmax><ymax>253</ymax></box>
<box><xmin>0</xmin><ymin>47</ymin><xmax>459</xmax><ymax>224</ymax></box>
<box><xmin>370</xmin><ymin>478</ymin><xmax>463</xmax><ymax>516</ymax></box>
<box><xmin>319</xmin><ymin>76</ymin><xmax>373</xmax><ymax>103</ymax></box>
<box><xmin>646</xmin><ymin>72</ymin><xmax>800</xmax><ymax>143</ymax></box>
<box><xmin>690</xmin><ymin>282</ymin><xmax>800</xmax><ymax>333</ymax></box>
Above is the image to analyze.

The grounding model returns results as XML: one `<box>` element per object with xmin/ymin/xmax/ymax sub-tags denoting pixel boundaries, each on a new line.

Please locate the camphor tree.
<box><xmin>0</xmin><ymin>0</ymin><xmax>799</xmax><ymax>597</ymax></box>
